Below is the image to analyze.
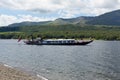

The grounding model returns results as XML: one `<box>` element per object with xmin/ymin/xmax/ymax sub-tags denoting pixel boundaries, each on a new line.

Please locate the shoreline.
<box><xmin>0</xmin><ymin>63</ymin><xmax>48</xmax><ymax>80</ymax></box>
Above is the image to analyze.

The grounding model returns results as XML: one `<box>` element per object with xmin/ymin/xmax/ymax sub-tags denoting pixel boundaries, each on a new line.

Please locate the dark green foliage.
<box><xmin>0</xmin><ymin>27</ymin><xmax>19</xmax><ymax>32</ymax></box>
<box><xmin>0</xmin><ymin>32</ymin><xmax>25</xmax><ymax>39</ymax></box>
<box><xmin>2</xmin><ymin>9</ymin><xmax>120</xmax><ymax>40</ymax></box>
<box><xmin>0</xmin><ymin>24</ymin><xmax>120</xmax><ymax>40</ymax></box>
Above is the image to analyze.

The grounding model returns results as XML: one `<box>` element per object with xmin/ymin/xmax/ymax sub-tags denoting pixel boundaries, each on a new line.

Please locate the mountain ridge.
<box><xmin>87</xmin><ymin>9</ymin><xmax>120</xmax><ymax>25</ymax></box>
<box><xmin>5</xmin><ymin>9</ymin><xmax>120</xmax><ymax>27</ymax></box>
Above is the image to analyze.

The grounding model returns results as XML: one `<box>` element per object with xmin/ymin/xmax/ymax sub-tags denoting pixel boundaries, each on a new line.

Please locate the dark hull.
<box><xmin>24</xmin><ymin>40</ymin><xmax>93</xmax><ymax>45</ymax></box>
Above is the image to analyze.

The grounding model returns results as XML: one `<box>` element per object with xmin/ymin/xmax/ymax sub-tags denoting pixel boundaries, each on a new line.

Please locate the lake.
<box><xmin>0</xmin><ymin>39</ymin><xmax>120</xmax><ymax>80</ymax></box>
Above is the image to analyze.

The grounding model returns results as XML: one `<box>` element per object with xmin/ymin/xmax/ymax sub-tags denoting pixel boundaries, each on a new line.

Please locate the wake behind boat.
<box><xmin>24</xmin><ymin>38</ymin><xmax>93</xmax><ymax>45</ymax></box>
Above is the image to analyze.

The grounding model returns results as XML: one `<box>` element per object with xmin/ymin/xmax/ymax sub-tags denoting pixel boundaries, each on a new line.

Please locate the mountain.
<box><xmin>87</xmin><ymin>10</ymin><xmax>120</xmax><ymax>26</ymax></box>
<box><xmin>51</xmin><ymin>16</ymin><xmax>93</xmax><ymax>25</ymax></box>
<box><xmin>7</xmin><ymin>16</ymin><xmax>93</xmax><ymax>27</ymax></box>
<box><xmin>8</xmin><ymin>21</ymin><xmax>52</xmax><ymax>27</ymax></box>
<box><xmin>6</xmin><ymin>9</ymin><xmax>120</xmax><ymax>27</ymax></box>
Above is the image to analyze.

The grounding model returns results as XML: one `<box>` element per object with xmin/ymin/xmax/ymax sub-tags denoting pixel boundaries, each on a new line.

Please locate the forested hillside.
<box><xmin>0</xmin><ymin>25</ymin><xmax>120</xmax><ymax>40</ymax></box>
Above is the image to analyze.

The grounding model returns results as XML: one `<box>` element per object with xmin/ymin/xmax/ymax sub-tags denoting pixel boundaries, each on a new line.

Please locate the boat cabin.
<box><xmin>42</xmin><ymin>39</ymin><xmax>75</xmax><ymax>44</ymax></box>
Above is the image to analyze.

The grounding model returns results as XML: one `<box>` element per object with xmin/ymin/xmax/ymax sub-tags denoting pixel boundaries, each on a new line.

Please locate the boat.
<box><xmin>24</xmin><ymin>38</ymin><xmax>93</xmax><ymax>45</ymax></box>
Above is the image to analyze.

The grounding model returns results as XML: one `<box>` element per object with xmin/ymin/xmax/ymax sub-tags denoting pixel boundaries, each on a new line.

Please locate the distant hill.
<box><xmin>6</xmin><ymin>9</ymin><xmax>120</xmax><ymax>27</ymax></box>
<box><xmin>7</xmin><ymin>16</ymin><xmax>93</xmax><ymax>27</ymax></box>
<box><xmin>50</xmin><ymin>16</ymin><xmax>93</xmax><ymax>25</ymax></box>
<box><xmin>87</xmin><ymin>10</ymin><xmax>120</xmax><ymax>26</ymax></box>
<box><xmin>8</xmin><ymin>21</ymin><xmax>52</xmax><ymax>27</ymax></box>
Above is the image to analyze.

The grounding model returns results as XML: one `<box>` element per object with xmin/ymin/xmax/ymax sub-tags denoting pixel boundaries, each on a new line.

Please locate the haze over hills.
<box><xmin>4</xmin><ymin>9</ymin><xmax>120</xmax><ymax>27</ymax></box>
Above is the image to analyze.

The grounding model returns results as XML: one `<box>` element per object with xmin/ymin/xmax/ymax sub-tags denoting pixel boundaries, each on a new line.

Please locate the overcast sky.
<box><xmin>0</xmin><ymin>0</ymin><xmax>120</xmax><ymax>26</ymax></box>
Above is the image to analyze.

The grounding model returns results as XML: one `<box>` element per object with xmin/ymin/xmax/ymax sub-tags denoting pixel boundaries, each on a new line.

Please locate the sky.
<box><xmin>0</xmin><ymin>0</ymin><xmax>120</xmax><ymax>26</ymax></box>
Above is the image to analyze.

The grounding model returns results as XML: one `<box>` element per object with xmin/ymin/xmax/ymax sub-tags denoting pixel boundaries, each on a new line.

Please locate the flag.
<box><xmin>18</xmin><ymin>36</ymin><xmax>22</xmax><ymax>42</ymax></box>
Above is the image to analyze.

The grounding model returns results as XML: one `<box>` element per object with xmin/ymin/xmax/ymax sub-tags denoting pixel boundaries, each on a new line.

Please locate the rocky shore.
<box><xmin>0</xmin><ymin>64</ymin><xmax>47</xmax><ymax>80</ymax></box>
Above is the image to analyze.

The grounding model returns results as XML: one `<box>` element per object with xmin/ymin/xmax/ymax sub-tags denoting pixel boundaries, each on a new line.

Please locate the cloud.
<box><xmin>17</xmin><ymin>15</ymin><xmax>55</xmax><ymax>22</ymax></box>
<box><xmin>0</xmin><ymin>14</ymin><xmax>55</xmax><ymax>26</ymax></box>
<box><xmin>0</xmin><ymin>0</ymin><xmax>63</xmax><ymax>13</ymax></box>
<box><xmin>90</xmin><ymin>0</ymin><xmax>119</xmax><ymax>9</ymax></box>
<box><xmin>29</xmin><ymin>9</ymin><xmax>51</xmax><ymax>14</ymax></box>
<box><xmin>0</xmin><ymin>14</ymin><xmax>17</xmax><ymax>26</ymax></box>
<box><xmin>88</xmin><ymin>0</ymin><xmax>120</xmax><ymax>15</ymax></box>
<box><xmin>0</xmin><ymin>0</ymin><xmax>120</xmax><ymax>16</ymax></box>
<box><xmin>0</xmin><ymin>0</ymin><xmax>120</xmax><ymax>26</ymax></box>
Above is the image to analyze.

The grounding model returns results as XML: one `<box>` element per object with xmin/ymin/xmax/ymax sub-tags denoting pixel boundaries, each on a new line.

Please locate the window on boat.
<box><xmin>63</xmin><ymin>41</ymin><xmax>66</xmax><ymax>43</ymax></box>
<box><xmin>71</xmin><ymin>41</ymin><xmax>74</xmax><ymax>43</ymax></box>
<box><xmin>47</xmin><ymin>41</ymin><xmax>50</xmax><ymax>43</ymax></box>
<box><xmin>51</xmin><ymin>41</ymin><xmax>53</xmax><ymax>43</ymax></box>
<box><xmin>68</xmin><ymin>41</ymin><xmax>70</xmax><ymax>43</ymax></box>
<box><xmin>59</xmin><ymin>41</ymin><xmax>62</xmax><ymax>43</ymax></box>
<box><xmin>55</xmin><ymin>41</ymin><xmax>58</xmax><ymax>43</ymax></box>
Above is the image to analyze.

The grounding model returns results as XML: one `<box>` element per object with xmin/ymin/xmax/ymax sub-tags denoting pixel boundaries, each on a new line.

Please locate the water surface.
<box><xmin>0</xmin><ymin>40</ymin><xmax>120</xmax><ymax>80</ymax></box>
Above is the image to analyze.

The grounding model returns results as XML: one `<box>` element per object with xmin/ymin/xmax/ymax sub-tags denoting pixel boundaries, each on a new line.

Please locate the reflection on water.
<box><xmin>0</xmin><ymin>40</ymin><xmax>120</xmax><ymax>80</ymax></box>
